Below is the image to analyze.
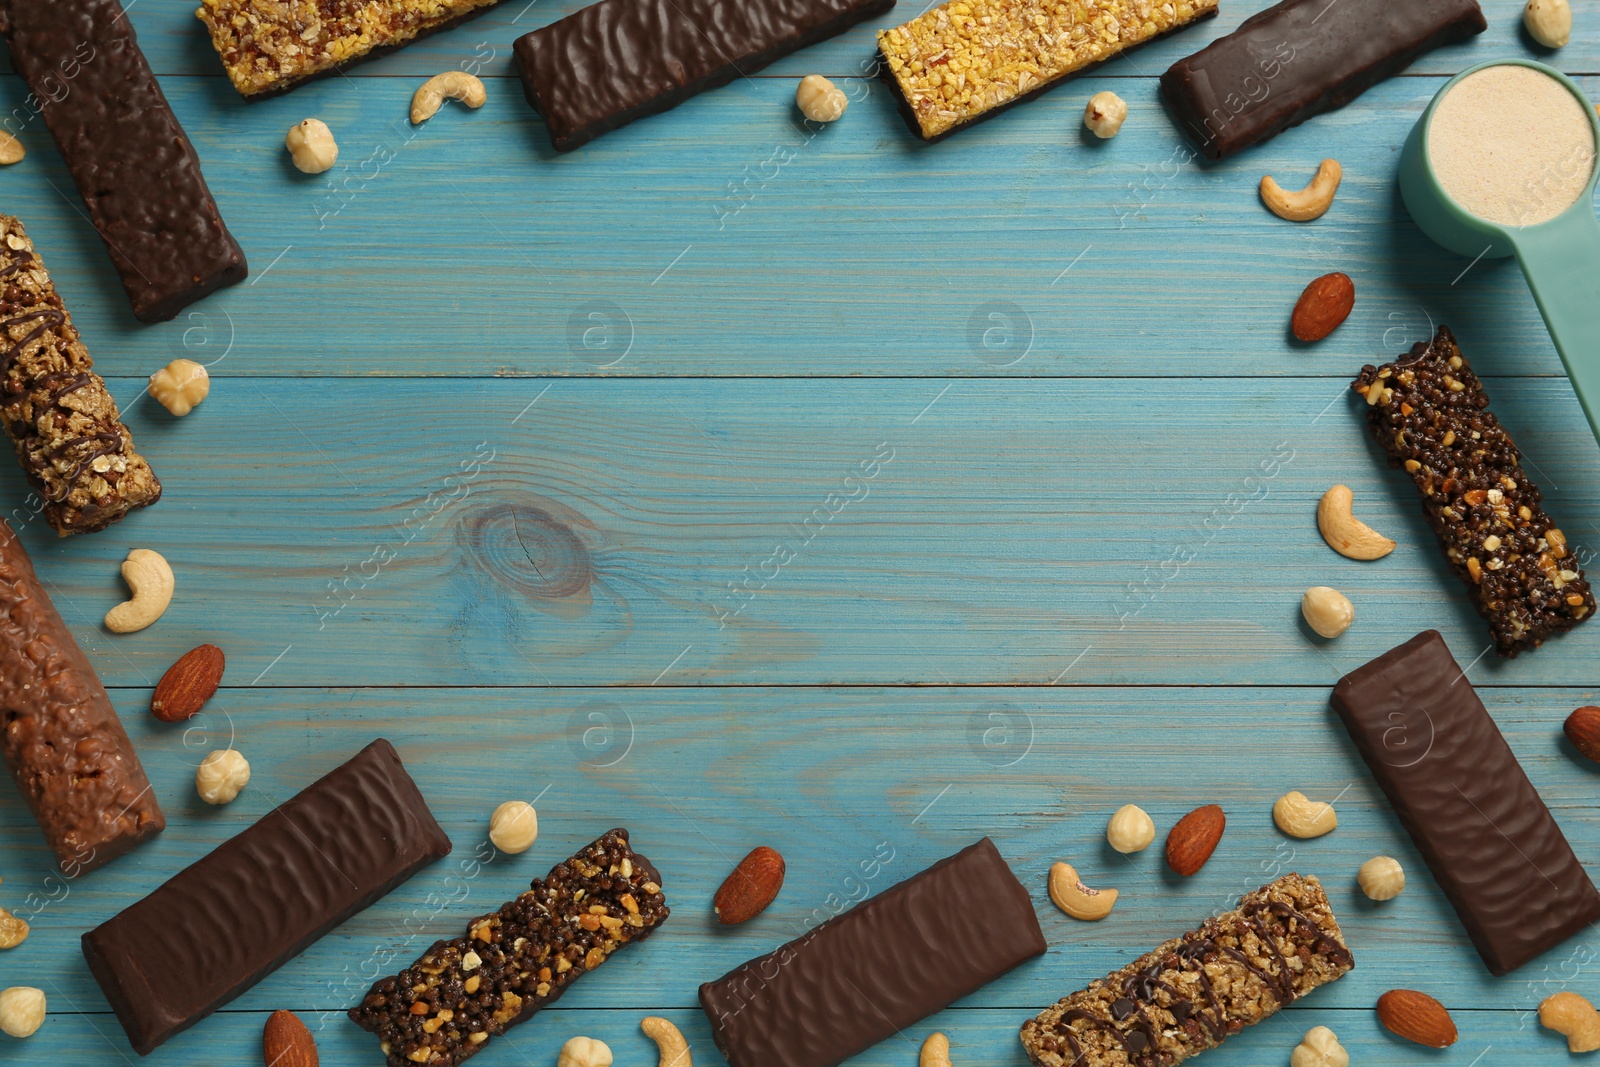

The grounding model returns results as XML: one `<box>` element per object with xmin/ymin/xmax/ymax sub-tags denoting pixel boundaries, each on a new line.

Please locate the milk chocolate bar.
<box><xmin>1020</xmin><ymin>874</ymin><xmax>1352</xmax><ymax>1066</ymax></box>
<box><xmin>700</xmin><ymin>838</ymin><xmax>1045</xmax><ymax>1067</ymax></box>
<box><xmin>1354</xmin><ymin>326</ymin><xmax>1593</xmax><ymax>655</ymax></box>
<box><xmin>879</xmin><ymin>0</ymin><xmax>1217</xmax><ymax>141</ymax></box>
<box><xmin>513</xmin><ymin>0</ymin><xmax>895</xmax><ymax>151</ymax></box>
<box><xmin>0</xmin><ymin>0</ymin><xmax>248</xmax><ymax>322</ymax></box>
<box><xmin>1333</xmin><ymin>631</ymin><xmax>1600</xmax><ymax>975</ymax></box>
<box><xmin>1160</xmin><ymin>0</ymin><xmax>1486</xmax><ymax>159</ymax></box>
<box><xmin>0</xmin><ymin>218</ymin><xmax>161</xmax><ymax>534</ymax></box>
<box><xmin>83</xmin><ymin>740</ymin><xmax>450</xmax><ymax>1053</ymax></box>
<box><xmin>0</xmin><ymin>518</ymin><xmax>162</xmax><ymax>874</ymax></box>
<box><xmin>351</xmin><ymin>828</ymin><xmax>668</xmax><ymax>1067</ymax></box>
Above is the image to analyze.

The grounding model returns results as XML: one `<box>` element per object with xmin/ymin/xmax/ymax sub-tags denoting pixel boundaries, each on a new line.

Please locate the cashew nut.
<box><xmin>1290</xmin><ymin>1025</ymin><xmax>1349</xmax><ymax>1067</ymax></box>
<box><xmin>411</xmin><ymin>72</ymin><xmax>487</xmax><ymax>124</ymax></box>
<box><xmin>1317</xmin><ymin>484</ymin><xmax>1396</xmax><ymax>560</ymax></box>
<box><xmin>1541</xmin><ymin>991</ymin><xmax>1600</xmax><ymax>1052</ymax></box>
<box><xmin>1047</xmin><ymin>861</ymin><xmax>1117</xmax><ymax>920</ymax></box>
<box><xmin>1260</xmin><ymin>159</ymin><xmax>1342</xmax><ymax>221</ymax></box>
<box><xmin>104</xmin><ymin>549</ymin><xmax>174</xmax><ymax>633</ymax></box>
<box><xmin>1301</xmin><ymin>586</ymin><xmax>1355</xmax><ymax>639</ymax></box>
<box><xmin>1273</xmin><ymin>790</ymin><xmax>1338</xmax><ymax>838</ymax></box>
<box><xmin>641</xmin><ymin>1017</ymin><xmax>691</xmax><ymax>1067</ymax></box>
<box><xmin>920</xmin><ymin>1032</ymin><xmax>953</xmax><ymax>1067</ymax></box>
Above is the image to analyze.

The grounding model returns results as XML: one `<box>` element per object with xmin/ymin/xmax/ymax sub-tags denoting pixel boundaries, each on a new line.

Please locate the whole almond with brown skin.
<box><xmin>1165</xmin><ymin>804</ymin><xmax>1225</xmax><ymax>876</ymax></box>
<box><xmin>263</xmin><ymin>1008</ymin><xmax>319</xmax><ymax>1067</ymax></box>
<box><xmin>1291</xmin><ymin>272</ymin><xmax>1355</xmax><ymax>342</ymax></box>
<box><xmin>1377</xmin><ymin>989</ymin><xmax>1457</xmax><ymax>1047</ymax></box>
<box><xmin>1565</xmin><ymin>706</ymin><xmax>1600</xmax><ymax>763</ymax></box>
<box><xmin>151</xmin><ymin>643</ymin><xmax>225</xmax><ymax>722</ymax></box>
<box><xmin>714</xmin><ymin>845</ymin><xmax>786</xmax><ymax>924</ymax></box>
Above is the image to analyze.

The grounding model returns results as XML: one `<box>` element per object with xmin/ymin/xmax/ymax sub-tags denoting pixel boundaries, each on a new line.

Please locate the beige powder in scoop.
<box><xmin>1429</xmin><ymin>64</ymin><xmax>1595</xmax><ymax>227</ymax></box>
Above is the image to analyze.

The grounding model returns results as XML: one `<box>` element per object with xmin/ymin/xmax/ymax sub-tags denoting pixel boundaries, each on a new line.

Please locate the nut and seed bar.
<box><xmin>197</xmin><ymin>0</ymin><xmax>505</xmax><ymax>97</ymax></box>
<box><xmin>351</xmin><ymin>828</ymin><xmax>669</xmax><ymax>1067</ymax></box>
<box><xmin>878</xmin><ymin>0</ymin><xmax>1218</xmax><ymax>142</ymax></box>
<box><xmin>0</xmin><ymin>218</ymin><xmax>160</xmax><ymax>535</ymax></box>
<box><xmin>1353</xmin><ymin>325</ymin><xmax>1594</xmax><ymax>656</ymax></box>
<box><xmin>1020</xmin><ymin>873</ymin><xmax>1353</xmax><ymax>1067</ymax></box>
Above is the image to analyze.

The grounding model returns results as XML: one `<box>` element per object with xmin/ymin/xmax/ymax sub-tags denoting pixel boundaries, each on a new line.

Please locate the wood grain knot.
<box><xmin>459</xmin><ymin>501</ymin><xmax>592</xmax><ymax>600</ymax></box>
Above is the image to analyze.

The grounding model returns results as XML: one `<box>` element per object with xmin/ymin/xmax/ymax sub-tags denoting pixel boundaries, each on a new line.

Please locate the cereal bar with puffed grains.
<box><xmin>878</xmin><ymin>0</ymin><xmax>1219</xmax><ymax>141</ymax></box>
<box><xmin>195</xmin><ymin>0</ymin><xmax>505</xmax><ymax>97</ymax></box>
<box><xmin>0</xmin><ymin>217</ymin><xmax>161</xmax><ymax>535</ymax></box>
<box><xmin>1020</xmin><ymin>873</ymin><xmax>1353</xmax><ymax>1066</ymax></box>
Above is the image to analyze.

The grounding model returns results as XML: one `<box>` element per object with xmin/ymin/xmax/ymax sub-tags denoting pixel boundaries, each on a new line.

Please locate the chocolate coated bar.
<box><xmin>1333</xmin><ymin>631</ymin><xmax>1600</xmax><ymax>975</ymax></box>
<box><xmin>700</xmin><ymin>837</ymin><xmax>1045</xmax><ymax>1067</ymax></box>
<box><xmin>1020</xmin><ymin>874</ymin><xmax>1352</xmax><ymax>1066</ymax></box>
<box><xmin>1160</xmin><ymin>0</ymin><xmax>1485</xmax><ymax>159</ymax></box>
<box><xmin>0</xmin><ymin>518</ymin><xmax>162</xmax><ymax>873</ymax></box>
<box><xmin>0</xmin><ymin>0</ymin><xmax>247</xmax><ymax>322</ymax></box>
<box><xmin>83</xmin><ymin>739</ymin><xmax>450</xmax><ymax>1053</ymax></box>
<box><xmin>513</xmin><ymin>0</ymin><xmax>895</xmax><ymax>151</ymax></box>
<box><xmin>1354</xmin><ymin>326</ymin><xmax>1593</xmax><ymax>655</ymax></box>
<box><xmin>352</xmin><ymin>828</ymin><xmax>668</xmax><ymax>1067</ymax></box>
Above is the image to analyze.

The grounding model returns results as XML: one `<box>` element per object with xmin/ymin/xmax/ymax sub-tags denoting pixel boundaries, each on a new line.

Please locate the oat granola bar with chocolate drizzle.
<box><xmin>1020</xmin><ymin>873</ymin><xmax>1353</xmax><ymax>1067</ymax></box>
<box><xmin>0</xmin><ymin>217</ymin><xmax>160</xmax><ymax>535</ymax></box>
<box><xmin>351</xmin><ymin>828</ymin><xmax>669</xmax><ymax>1066</ymax></box>
<box><xmin>1353</xmin><ymin>325</ymin><xmax>1594</xmax><ymax>656</ymax></box>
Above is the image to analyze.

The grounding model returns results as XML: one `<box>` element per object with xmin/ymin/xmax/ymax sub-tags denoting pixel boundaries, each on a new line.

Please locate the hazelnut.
<box><xmin>1524</xmin><ymin>0</ymin><xmax>1571</xmax><ymax>47</ymax></box>
<box><xmin>557</xmin><ymin>1036</ymin><xmax>613</xmax><ymax>1067</ymax></box>
<box><xmin>285</xmin><ymin>119</ymin><xmax>338</xmax><ymax>174</ymax></box>
<box><xmin>1301</xmin><ymin>586</ymin><xmax>1354</xmax><ymax>639</ymax></box>
<box><xmin>795</xmin><ymin>75</ymin><xmax>847</xmax><ymax>123</ymax></box>
<box><xmin>1290</xmin><ymin>1025</ymin><xmax>1349</xmax><ymax>1067</ymax></box>
<box><xmin>1083</xmin><ymin>90</ymin><xmax>1128</xmax><ymax>138</ymax></box>
<box><xmin>488</xmin><ymin>800</ymin><xmax>538</xmax><ymax>854</ymax></box>
<box><xmin>1358</xmin><ymin>855</ymin><xmax>1405</xmax><ymax>900</ymax></box>
<box><xmin>0</xmin><ymin>907</ymin><xmax>28</xmax><ymax>949</ymax></box>
<box><xmin>148</xmin><ymin>359</ymin><xmax>210</xmax><ymax>416</ymax></box>
<box><xmin>0</xmin><ymin>133</ymin><xmax>22</xmax><ymax>166</ymax></box>
<box><xmin>0</xmin><ymin>987</ymin><xmax>44</xmax><ymax>1038</ymax></box>
<box><xmin>196</xmin><ymin>748</ymin><xmax>250</xmax><ymax>805</ymax></box>
<box><xmin>1105</xmin><ymin>804</ymin><xmax>1155</xmax><ymax>853</ymax></box>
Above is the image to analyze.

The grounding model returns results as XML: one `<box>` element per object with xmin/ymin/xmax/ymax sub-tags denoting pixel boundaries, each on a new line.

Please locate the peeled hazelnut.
<box><xmin>1358</xmin><ymin>855</ymin><xmax>1405</xmax><ymax>900</ymax></box>
<box><xmin>557</xmin><ymin>1036</ymin><xmax>613</xmax><ymax>1067</ymax></box>
<box><xmin>488</xmin><ymin>800</ymin><xmax>538</xmax><ymax>854</ymax></box>
<box><xmin>1524</xmin><ymin>0</ymin><xmax>1571</xmax><ymax>47</ymax></box>
<box><xmin>1106</xmin><ymin>804</ymin><xmax>1155</xmax><ymax>853</ymax></box>
<box><xmin>1301</xmin><ymin>586</ymin><xmax>1354</xmax><ymax>638</ymax></box>
<box><xmin>148</xmin><ymin>359</ymin><xmax>210</xmax><ymax>416</ymax></box>
<box><xmin>196</xmin><ymin>748</ymin><xmax>250</xmax><ymax>805</ymax></box>
<box><xmin>0</xmin><ymin>133</ymin><xmax>22</xmax><ymax>166</ymax></box>
<box><xmin>1290</xmin><ymin>1025</ymin><xmax>1349</xmax><ymax>1067</ymax></box>
<box><xmin>1083</xmin><ymin>90</ymin><xmax>1128</xmax><ymax>138</ymax></box>
<box><xmin>0</xmin><ymin>987</ymin><xmax>44</xmax><ymax>1038</ymax></box>
<box><xmin>0</xmin><ymin>907</ymin><xmax>28</xmax><ymax>949</ymax></box>
<box><xmin>795</xmin><ymin>75</ymin><xmax>847</xmax><ymax>123</ymax></box>
<box><xmin>286</xmin><ymin>118</ymin><xmax>338</xmax><ymax>174</ymax></box>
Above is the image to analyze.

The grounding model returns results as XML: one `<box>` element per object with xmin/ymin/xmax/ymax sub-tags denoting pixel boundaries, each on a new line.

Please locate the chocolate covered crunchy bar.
<box><xmin>1353</xmin><ymin>325</ymin><xmax>1594</xmax><ymax>655</ymax></box>
<box><xmin>878</xmin><ymin>0</ymin><xmax>1218</xmax><ymax>141</ymax></box>
<box><xmin>1020</xmin><ymin>874</ymin><xmax>1352</xmax><ymax>1066</ymax></box>
<box><xmin>0</xmin><ymin>217</ymin><xmax>160</xmax><ymax>535</ymax></box>
<box><xmin>351</xmin><ymin>828</ymin><xmax>668</xmax><ymax>1067</ymax></box>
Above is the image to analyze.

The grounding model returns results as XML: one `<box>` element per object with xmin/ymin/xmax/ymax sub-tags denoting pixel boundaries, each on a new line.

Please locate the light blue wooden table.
<box><xmin>1</xmin><ymin>0</ymin><xmax>1599</xmax><ymax>1063</ymax></box>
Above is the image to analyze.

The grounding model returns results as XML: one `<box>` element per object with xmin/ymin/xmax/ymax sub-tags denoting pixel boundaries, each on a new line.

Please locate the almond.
<box><xmin>1165</xmin><ymin>804</ymin><xmax>1225</xmax><ymax>876</ymax></box>
<box><xmin>1377</xmin><ymin>989</ymin><xmax>1457</xmax><ymax>1048</ymax></box>
<box><xmin>713</xmin><ymin>845</ymin><xmax>786</xmax><ymax>925</ymax></box>
<box><xmin>150</xmin><ymin>643</ymin><xmax>225</xmax><ymax>722</ymax></box>
<box><xmin>1565</xmin><ymin>706</ymin><xmax>1600</xmax><ymax>764</ymax></box>
<box><xmin>1291</xmin><ymin>271</ymin><xmax>1355</xmax><ymax>342</ymax></box>
<box><xmin>263</xmin><ymin>1008</ymin><xmax>319</xmax><ymax>1067</ymax></box>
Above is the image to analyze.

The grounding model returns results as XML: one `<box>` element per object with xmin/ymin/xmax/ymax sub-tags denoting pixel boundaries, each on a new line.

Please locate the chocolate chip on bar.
<box><xmin>1353</xmin><ymin>325</ymin><xmax>1594</xmax><ymax>656</ymax></box>
<box><xmin>351</xmin><ymin>828</ymin><xmax>668</xmax><ymax>1066</ymax></box>
<box><xmin>877</xmin><ymin>0</ymin><xmax>1219</xmax><ymax>142</ymax></box>
<box><xmin>1020</xmin><ymin>873</ymin><xmax>1353</xmax><ymax>1066</ymax></box>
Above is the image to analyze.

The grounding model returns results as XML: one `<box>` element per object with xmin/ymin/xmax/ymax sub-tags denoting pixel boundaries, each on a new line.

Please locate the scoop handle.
<box><xmin>1511</xmin><ymin>208</ymin><xmax>1600</xmax><ymax>448</ymax></box>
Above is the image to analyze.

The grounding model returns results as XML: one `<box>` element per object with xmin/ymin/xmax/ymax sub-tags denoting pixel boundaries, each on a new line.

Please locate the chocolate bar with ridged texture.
<box><xmin>0</xmin><ymin>517</ymin><xmax>163</xmax><ymax>873</ymax></box>
<box><xmin>1160</xmin><ymin>0</ymin><xmax>1486</xmax><ymax>159</ymax></box>
<box><xmin>1021</xmin><ymin>874</ymin><xmax>1352</xmax><ymax>1066</ymax></box>
<box><xmin>0</xmin><ymin>0</ymin><xmax>247</xmax><ymax>322</ymax></box>
<box><xmin>1333</xmin><ymin>630</ymin><xmax>1600</xmax><ymax>975</ymax></box>
<box><xmin>700</xmin><ymin>837</ymin><xmax>1045</xmax><ymax>1067</ymax></box>
<box><xmin>83</xmin><ymin>740</ymin><xmax>450</xmax><ymax>1054</ymax></box>
<box><xmin>351</xmin><ymin>828</ymin><xmax>669</xmax><ymax>1067</ymax></box>
<box><xmin>513</xmin><ymin>0</ymin><xmax>895</xmax><ymax>151</ymax></box>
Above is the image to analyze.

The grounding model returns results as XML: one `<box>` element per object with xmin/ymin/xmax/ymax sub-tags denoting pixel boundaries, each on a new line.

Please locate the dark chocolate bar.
<box><xmin>0</xmin><ymin>0</ymin><xmax>247</xmax><ymax>322</ymax></box>
<box><xmin>700</xmin><ymin>837</ymin><xmax>1045</xmax><ymax>1067</ymax></box>
<box><xmin>0</xmin><ymin>518</ymin><xmax>163</xmax><ymax>873</ymax></box>
<box><xmin>1354</xmin><ymin>325</ymin><xmax>1593</xmax><ymax>655</ymax></box>
<box><xmin>513</xmin><ymin>0</ymin><xmax>895</xmax><ymax>151</ymax></box>
<box><xmin>83</xmin><ymin>739</ymin><xmax>450</xmax><ymax>1053</ymax></box>
<box><xmin>351</xmin><ymin>828</ymin><xmax>668</xmax><ymax>1067</ymax></box>
<box><xmin>1160</xmin><ymin>0</ymin><xmax>1486</xmax><ymax>159</ymax></box>
<box><xmin>1333</xmin><ymin>631</ymin><xmax>1600</xmax><ymax>975</ymax></box>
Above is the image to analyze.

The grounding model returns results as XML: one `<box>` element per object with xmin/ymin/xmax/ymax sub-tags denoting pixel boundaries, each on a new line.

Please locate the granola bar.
<box><xmin>0</xmin><ymin>217</ymin><xmax>161</xmax><ymax>535</ymax></box>
<box><xmin>196</xmin><ymin>0</ymin><xmax>505</xmax><ymax>97</ymax></box>
<box><xmin>350</xmin><ymin>828</ymin><xmax>669</xmax><ymax>1067</ymax></box>
<box><xmin>1352</xmin><ymin>325</ymin><xmax>1594</xmax><ymax>656</ymax></box>
<box><xmin>877</xmin><ymin>0</ymin><xmax>1218</xmax><ymax>141</ymax></box>
<box><xmin>1020</xmin><ymin>874</ymin><xmax>1353</xmax><ymax>1067</ymax></box>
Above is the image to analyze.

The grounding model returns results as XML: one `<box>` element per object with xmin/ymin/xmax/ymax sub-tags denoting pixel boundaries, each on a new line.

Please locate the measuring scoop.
<box><xmin>1399</xmin><ymin>59</ymin><xmax>1600</xmax><ymax>445</ymax></box>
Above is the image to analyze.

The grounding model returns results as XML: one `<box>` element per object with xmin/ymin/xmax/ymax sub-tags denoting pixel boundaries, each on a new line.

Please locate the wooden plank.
<box><xmin>6</xmin><ymin>375</ymin><xmax>1597</xmax><ymax>688</ymax></box>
